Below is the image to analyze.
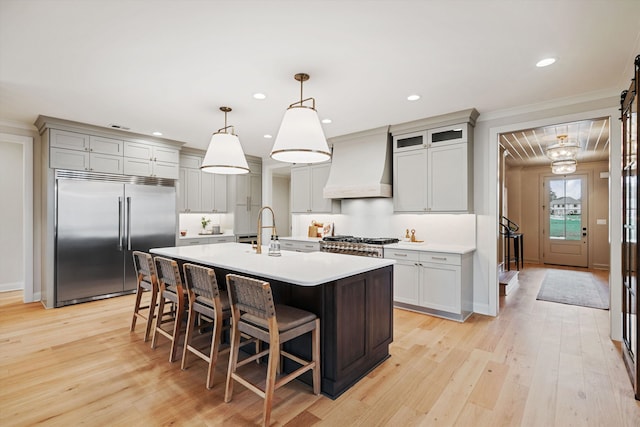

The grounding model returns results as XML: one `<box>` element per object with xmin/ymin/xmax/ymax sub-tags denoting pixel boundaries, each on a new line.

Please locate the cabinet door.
<box><xmin>392</xmin><ymin>260</ymin><xmax>420</xmax><ymax>305</ymax></box>
<box><xmin>89</xmin><ymin>136</ymin><xmax>124</xmax><ymax>156</ymax></box>
<box><xmin>123</xmin><ymin>157</ymin><xmax>153</xmax><ymax>177</ymax></box>
<box><xmin>427</xmin><ymin>123</ymin><xmax>467</xmax><ymax>146</ymax></box>
<box><xmin>291</xmin><ymin>167</ymin><xmax>310</xmax><ymax>212</ymax></box>
<box><xmin>90</xmin><ymin>153</ymin><xmax>124</xmax><ymax>174</ymax></box>
<box><xmin>153</xmin><ymin>160</ymin><xmax>179</xmax><ymax>179</ymax></box>
<box><xmin>310</xmin><ymin>164</ymin><xmax>332</xmax><ymax>212</ymax></box>
<box><xmin>50</xmin><ymin>129</ymin><xmax>89</xmax><ymax>151</ymax></box>
<box><xmin>50</xmin><ymin>147</ymin><xmax>89</xmax><ymax>170</ymax></box>
<box><xmin>178</xmin><ymin>168</ymin><xmax>188</xmax><ymax>212</ymax></box>
<box><xmin>428</xmin><ymin>143</ymin><xmax>467</xmax><ymax>212</ymax></box>
<box><xmin>185</xmin><ymin>168</ymin><xmax>201</xmax><ymax>211</ymax></box>
<box><xmin>153</xmin><ymin>146</ymin><xmax>179</xmax><ymax>163</ymax></box>
<box><xmin>419</xmin><ymin>262</ymin><xmax>461</xmax><ymax>314</ymax></box>
<box><xmin>124</xmin><ymin>141</ymin><xmax>153</xmax><ymax>160</ymax></box>
<box><xmin>201</xmin><ymin>172</ymin><xmax>227</xmax><ymax>212</ymax></box>
<box><xmin>394</xmin><ymin>149</ymin><xmax>428</xmax><ymax>212</ymax></box>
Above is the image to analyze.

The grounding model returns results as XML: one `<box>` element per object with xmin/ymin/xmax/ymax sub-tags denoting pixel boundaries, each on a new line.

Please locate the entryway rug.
<box><xmin>536</xmin><ymin>269</ymin><xmax>609</xmax><ymax>310</ymax></box>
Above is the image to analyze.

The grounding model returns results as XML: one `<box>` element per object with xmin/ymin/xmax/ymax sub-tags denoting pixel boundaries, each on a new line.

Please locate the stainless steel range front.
<box><xmin>320</xmin><ymin>236</ymin><xmax>399</xmax><ymax>258</ymax></box>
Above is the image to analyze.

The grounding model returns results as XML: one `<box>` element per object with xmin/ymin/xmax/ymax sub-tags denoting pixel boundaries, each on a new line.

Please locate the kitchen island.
<box><xmin>150</xmin><ymin>243</ymin><xmax>395</xmax><ymax>399</ymax></box>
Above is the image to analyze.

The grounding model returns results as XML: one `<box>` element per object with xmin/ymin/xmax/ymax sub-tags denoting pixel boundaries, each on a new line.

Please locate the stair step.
<box><xmin>499</xmin><ymin>270</ymin><xmax>519</xmax><ymax>296</ymax></box>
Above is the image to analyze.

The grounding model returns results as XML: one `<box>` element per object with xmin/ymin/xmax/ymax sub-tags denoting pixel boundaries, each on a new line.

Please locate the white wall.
<box><xmin>0</xmin><ymin>141</ymin><xmax>24</xmax><ymax>290</ymax></box>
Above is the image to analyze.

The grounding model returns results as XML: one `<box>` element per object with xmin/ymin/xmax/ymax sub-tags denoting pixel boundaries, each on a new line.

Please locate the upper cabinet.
<box><xmin>390</xmin><ymin>109</ymin><xmax>478</xmax><ymax>214</ymax></box>
<box><xmin>291</xmin><ymin>163</ymin><xmax>339</xmax><ymax>213</ymax></box>
<box><xmin>40</xmin><ymin>118</ymin><xmax>183</xmax><ymax>180</ymax></box>
<box><xmin>178</xmin><ymin>152</ymin><xmax>228</xmax><ymax>213</ymax></box>
<box><xmin>234</xmin><ymin>158</ymin><xmax>262</xmax><ymax>235</ymax></box>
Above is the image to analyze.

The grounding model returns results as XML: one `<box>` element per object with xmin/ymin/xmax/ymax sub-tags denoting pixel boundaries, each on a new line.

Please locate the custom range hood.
<box><xmin>323</xmin><ymin>126</ymin><xmax>392</xmax><ymax>199</ymax></box>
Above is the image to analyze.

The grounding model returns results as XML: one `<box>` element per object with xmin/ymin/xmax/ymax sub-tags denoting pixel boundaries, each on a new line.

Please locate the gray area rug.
<box><xmin>536</xmin><ymin>269</ymin><xmax>609</xmax><ymax>310</ymax></box>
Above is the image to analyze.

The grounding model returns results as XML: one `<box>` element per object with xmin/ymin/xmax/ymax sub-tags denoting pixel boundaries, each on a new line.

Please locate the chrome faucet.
<box><xmin>254</xmin><ymin>206</ymin><xmax>277</xmax><ymax>254</ymax></box>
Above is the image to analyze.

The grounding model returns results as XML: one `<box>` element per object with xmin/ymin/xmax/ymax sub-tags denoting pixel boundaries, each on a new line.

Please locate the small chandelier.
<box><xmin>551</xmin><ymin>159</ymin><xmax>577</xmax><ymax>175</ymax></box>
<box><xmin>201</xmin><ymin>107</ymin><xmax>249</xmax><ymax>175</ymax></box>
<box><xmin>270</xmin><ymin>73</ymin><xmax>331</xmax><ymax>164</ymax></box>
<box><xmin>545</xmin><ymin>134</ymin><xmax>579</xmax><ymax>161</ymax></box>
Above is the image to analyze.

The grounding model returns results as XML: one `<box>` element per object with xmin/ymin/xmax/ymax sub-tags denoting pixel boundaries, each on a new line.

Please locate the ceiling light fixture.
<box><xmin>321</xmin><ymin>118</ymin><xmax>332</xmax><ymax>124</ymax></box>
<box><xmin>200</xmin><ymin>106</ymin><xmax>249</xmax><ymax>175</ymax></box>
<box><xmin>407</xmin><ymin>94</ymin><xmax>421</xmax><ymax>101</ymax></box>
<box><xmin>263</xmin><ymin>134</ymin><xmax>273</xmax><ymax>139</ymax></box>
<box><xmin>270</xmin><ymin>73</ymin><xmax>331</xmax><ymax>164</ymax></box>
<box><xmin>551</xmin><ymin>159</ymin><xmax>577</xmax><ymax>175</ymax></box>
<box><xmin>152</xmin><ymin>131</ymin><xmax>163</xmax><ymax>136</ymax></box>
<box><xmin>253</xmin><ymin>93</ymin><xmax>266</xmax><ymax>100</ymax></box>
<box><xmin>536</xmin><ymin>57</ymin><xmax>556</xmax><ymax>67</ymax></box>
<box><xmin>545</xmin><ymin>134</ymin><xmax>579</xmax><ymax>161</ymax></box>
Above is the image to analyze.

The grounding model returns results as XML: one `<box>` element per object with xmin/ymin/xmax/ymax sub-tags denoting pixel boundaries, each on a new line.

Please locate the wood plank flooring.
<box><xmin>1</xmin><ymin>264</ymin><xmax>639</xmax><ymax>426</ymax></box>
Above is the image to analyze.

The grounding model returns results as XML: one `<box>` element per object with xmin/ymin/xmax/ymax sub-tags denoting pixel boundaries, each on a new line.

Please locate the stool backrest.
<box><xmin>183</xmin><ymin>263</ymin><xmax>219</xmax><ymax>300</ymax></box>
<box><xmin>154</xmin><ymin>256</ymin><xmax>183</xmax><ymax>292</ymax></box>
<box><xmin>132</xmin><ymin>251</ymin><xmax>155</xmax><ymax>279</ymax></box>
<box><xmin>226</xmin><ymin>274</ymin><xmax>275</xmax><ymax>320</ymax></box>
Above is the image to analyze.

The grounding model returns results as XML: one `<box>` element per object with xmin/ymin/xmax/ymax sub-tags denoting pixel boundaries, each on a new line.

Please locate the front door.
<box><xmin>542</xmin><ymin>174</ymin><xmax>588</xmax><ymax>267</ymax></box>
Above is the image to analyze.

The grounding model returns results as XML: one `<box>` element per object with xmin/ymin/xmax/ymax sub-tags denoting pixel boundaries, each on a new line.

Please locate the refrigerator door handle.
<box><xmin>126</xmin><ymin>196</ymin><xmax>132</xmax><ymax>250</ymax></box>
<box><xmin>118</xmin><ymin>197</ymin><xmax>124</xmax><ymax>251</ymax></box>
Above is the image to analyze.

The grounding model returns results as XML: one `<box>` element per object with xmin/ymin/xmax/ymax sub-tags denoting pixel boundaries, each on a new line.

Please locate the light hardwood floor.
<box><xmin>1</xmin><ymin>265</ymin><xmax>639</xmax><ymax>426</ymax></box>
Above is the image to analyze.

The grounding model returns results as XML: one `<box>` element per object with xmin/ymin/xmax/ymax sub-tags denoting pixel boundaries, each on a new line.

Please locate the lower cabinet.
<box><xmin>177</xmin><ymin>235</ymin><xmax>235</xmax><ymax>246</ymax></box>
<box><xmin>385</xmin><ymin>248</ymin><xmax>473</xmax><ymax>322</ymax></box>
<box><xmin>280</xmin><ymin>238</ymin><xmax>320</xmax><ymax>252</ymax></box>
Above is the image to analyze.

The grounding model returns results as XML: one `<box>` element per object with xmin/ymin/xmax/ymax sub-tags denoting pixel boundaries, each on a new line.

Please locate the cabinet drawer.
<box><xmin>420</xmin><ymin>252</ymin><xmax>460</xmax><ymax>265</ymax></box>
<box><xmin>427</xmin><ymin>123</ymin><xmax>467</xmax><ymax>146</ymax></box>
<box><xmin>89</xmin><ymin>136</ymin><xmax>124</xmax><ymax>156</ymax></box>
<box><xmin>210</xmin><ymin>236</ymin><xmax>235</xmax><ymax>244</ymax></box>
<box><xmin>385</xmin><ymin>250</ymin><xmax>420</xmax><ymax>262</ymax></box>
<box><xmin>393</xmin><ymin>131</ymin><xmax>427</xmax><ymax>152</ymax></box>
<box><xmin>50</xmin><ymin>147</ymin><xmax>89</xmax><ymax>170</ymax></box>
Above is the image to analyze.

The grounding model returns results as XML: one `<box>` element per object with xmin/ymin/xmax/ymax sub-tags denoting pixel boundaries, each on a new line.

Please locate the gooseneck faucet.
<box><xmin>254</xmin><ymin>206</ymin><xmax>277</xmax><ymax>254</ymax></box>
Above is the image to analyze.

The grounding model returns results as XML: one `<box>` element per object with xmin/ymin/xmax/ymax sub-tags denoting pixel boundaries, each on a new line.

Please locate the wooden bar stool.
<box><xmin>181</xmin><ymin>263</ymin><xmax>232</xmax><ymax>389</ymax></box>
<box><xmin>151</xmin><ymin>256</ymin><xmax>187</xmax><ymax>363</ymax></box>
<box><xmin>130</xmin><ymin>251</ymin><xmax>159</xmax><ymax>342</ymax></box>
<box><xmin>224</xmin><ymin>274</ymin><xmax>320</xmax><ymax>427</ymax></box>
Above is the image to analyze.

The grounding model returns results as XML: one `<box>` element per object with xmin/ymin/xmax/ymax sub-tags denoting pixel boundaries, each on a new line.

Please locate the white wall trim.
<box><xmin>0</xmin><ymin>133</ymin><xmax>34</xmax><ymax>303</ymax></box>
<box><xmin>0</xmin><ymin>282</ymin><xmax>24</xmax><ymax>292</ymax></box>
<box><xmin>487</xmin><ymin>105</ymin><xmax>621</xmax><ymax>340</ymax></box>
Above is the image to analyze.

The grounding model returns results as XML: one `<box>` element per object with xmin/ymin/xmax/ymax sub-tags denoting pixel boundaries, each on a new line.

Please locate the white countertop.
<box><xmin>386</xmin><ymin>242</ymin><xmax>476</xmax><ymax>255</ymax></box>
<box><xmin>178</xmin><ymin>232</ymin><xmax>235</xmax><ymax>240</ymax></box>
<box><xmin>150</xmin><ymin>242</ymin><xmax>394</xmax><ymax>286</ymax></box>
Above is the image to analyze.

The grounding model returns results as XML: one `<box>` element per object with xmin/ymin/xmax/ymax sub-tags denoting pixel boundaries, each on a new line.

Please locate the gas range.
<box><xmin>320</xmin><ymin>235</ymin><xmax>399</xmax><ymax>258</ymax></box>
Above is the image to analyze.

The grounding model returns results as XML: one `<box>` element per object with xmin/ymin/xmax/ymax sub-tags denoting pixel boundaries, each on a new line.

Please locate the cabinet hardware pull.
<box><xmin>431</xmin><ymin>256</ymin><xmax>447</xmax><ymax>261</ymax></box>
<box><xmin>393</xmin><ymin>253</ymin><xmax>407</xmax><ymax>257</ymax></box>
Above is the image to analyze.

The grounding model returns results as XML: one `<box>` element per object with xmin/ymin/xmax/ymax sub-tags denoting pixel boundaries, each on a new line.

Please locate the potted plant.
<box><xmin>201</xmin><ymin>216</ymin><xmax>211</xmax><ymax>233</ymax></box>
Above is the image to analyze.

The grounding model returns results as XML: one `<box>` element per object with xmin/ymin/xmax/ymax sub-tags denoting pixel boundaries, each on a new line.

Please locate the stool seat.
<box><xmin>242</xmin><ymin>304</ymin><xmax>317</xmax><ymax>332</ymax></box>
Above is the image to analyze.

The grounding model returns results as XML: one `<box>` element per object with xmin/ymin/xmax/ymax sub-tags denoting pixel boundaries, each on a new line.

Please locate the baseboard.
<box><xmin>0</xmin><ymin>282</ymin><xmax>23</xmax><ymax>292</ymax></box>
<box><xmin>592</xmin><ymin>263</ymin><xmax>609</xmax><ymax>270</ymax></box>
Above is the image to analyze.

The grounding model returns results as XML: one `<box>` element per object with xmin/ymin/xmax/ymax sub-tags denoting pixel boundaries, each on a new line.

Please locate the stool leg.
<box><xmin>151</xmin><ymin>292</ymin><xmax>166</xmax><ymax>350</ymax></box>
<box><xmin>181</xmin><ymin>300</ymin><xmax>196</xmax><ymax>370</ymax></box>
<box><xmin>169</xmin><ymin>298</ymin><xmax>184</xmax><ymax>363</ymax></box>
<box><xmin>206</xmin><ymin>310</ymin><xmax>223</xmax><ymax>389</ymax></box>
<box><xmin>225</xmin><ymin>313</ymin><xmax>241</xmax><ymax>403</ymax></box>
<box><xmin>131</xmin><ymin>277</ymin><xmax>143</xmax><ymax>332</ymax></box>
<box><xmin>263</xmin><ymin>322</ymin><xmax>280</xmax><ymax>427</ymax></box>
<box><xmin>312</xmin><ymin>319</ymin><xmax>321</xmax><ymax>395</ymax></box>
<box><xmin>144</xmin><ymin>285</ymin><xmax>158</xmax><ymax>342</ymax></box>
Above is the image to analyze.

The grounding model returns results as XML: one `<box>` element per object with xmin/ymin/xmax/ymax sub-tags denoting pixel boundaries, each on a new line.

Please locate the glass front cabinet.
<box><xmin>621</xmin><ymin>54</ymin><xmax>639</xmax><ymax>401</ymax></box>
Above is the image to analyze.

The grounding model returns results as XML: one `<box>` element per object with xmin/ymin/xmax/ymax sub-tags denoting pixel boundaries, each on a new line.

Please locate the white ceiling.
<box><xmin>1</xmin><ymin>0</ymin><xmax>639</xmax><ymax>159</ymax></box>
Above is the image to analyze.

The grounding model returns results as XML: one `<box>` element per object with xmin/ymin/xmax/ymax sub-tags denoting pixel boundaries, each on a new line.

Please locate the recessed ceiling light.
<box><xmin>407</xmin><ymin>94</ymin><xmax>421</xmax><ymax>101</ymax></box>
<box><xmin>536</xmin><ymin>57</ymin><xmax>556</xmax><ymax>67</ymax></box>
<box><xmin>253</xmin><ymin>93</ymin><xmax>267</xmax><ymax>100</ymax></box>
<box><xmin>321</xmin><ymin>118</ymin><xmax>332</xmax><ymax>124</ymax></box>
<box><xmin>152</xmin><ymin>131</ymin><xmax>163</xmax><ymax>136</ymax></box>
<box><xmin>263</xmin><ymin>134</ymin><xmax>273</xmax><ymax>139</ymax></box>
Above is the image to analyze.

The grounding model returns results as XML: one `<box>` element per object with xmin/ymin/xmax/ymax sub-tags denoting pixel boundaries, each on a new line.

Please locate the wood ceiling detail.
<box><xmin>500</xmin><ymin>117</ymin><xmax>610</xmax><ymax>167</ymax></box>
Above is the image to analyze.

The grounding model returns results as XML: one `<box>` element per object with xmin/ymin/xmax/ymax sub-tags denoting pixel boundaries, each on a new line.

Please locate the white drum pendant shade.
<box><xmin>270</xmin><ymin>106</ymin><xmax>331</xmax><ymax>164</ymax></box>
<box><xmin>201</xmin><ymin>132</ymin><xmax>249</xmax><ymax>174</ymax></box>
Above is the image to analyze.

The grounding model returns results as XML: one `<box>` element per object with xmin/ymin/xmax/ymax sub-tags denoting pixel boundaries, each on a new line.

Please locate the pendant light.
<box><xmin>551</xmin><ymin>159</ymin><xmax>577</xmax><ymax>175</ymax></box>
<box><xmin>201</xmin><ymin>107</ymin><xmax>249</xmax><ymax>175</ymax></box>
<box><xmin>545</xmin><ymin>134</ymin><xmax>579</xmax><ymax>161</ymax></box>
<box><xmin>270</xmin><ymin>73</ymin><xmax>331</xmax><ymax>164</ymax></box>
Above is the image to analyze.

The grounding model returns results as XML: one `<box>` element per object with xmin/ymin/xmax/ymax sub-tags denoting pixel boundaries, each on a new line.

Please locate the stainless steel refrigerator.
<box><xmin>55</xmin><ymin>171</ymin><xmax>176</xmax><ymax>307</ymax></box>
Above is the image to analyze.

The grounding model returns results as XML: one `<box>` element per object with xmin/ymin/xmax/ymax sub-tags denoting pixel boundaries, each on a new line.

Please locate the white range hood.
<box><xmin>323</xmin><ymin>126</ymin><xmax>392</xmax><ymax>199</ymax></box>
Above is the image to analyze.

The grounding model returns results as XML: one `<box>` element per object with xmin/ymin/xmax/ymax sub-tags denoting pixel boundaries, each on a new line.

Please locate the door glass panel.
<box><xmin>548</xmin><ymin>178</ymin><xmax>582</xmax><ymax>240</ymax></box>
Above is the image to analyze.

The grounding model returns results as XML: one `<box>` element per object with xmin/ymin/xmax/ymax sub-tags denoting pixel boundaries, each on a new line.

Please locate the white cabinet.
<box><xmin>178</xmin><ymin>153</ymin><xmax>228</xmax><ymax>213</ymax></box>
<box><xmin>178</xmin><ymin>235</ymin><xmax>235</xmax><ymax>246</ymax></box>
<box><xmin>234</xmin><ymin>160</ymin><xmax>262</xmax><ymax>235</ymax></box>
<box><xmin>385</xmin><ymin>248</ymin><xmax>473</xmax><ymax>322</ymax></box>
<box><xmin>124</xmin><ymin>141</ymin><xmax>179</xmax><ymax>179</ymax></box>
<box><xmin>49</xmin><ymin>130</ymin><xmax>125</xmax><ymax>174</ymax></box>
<box><xmin>392</xmin><ymin>122</ymin><xmax>473</xmax><ymax>213</ymax></box>
<box><xmin>291</xmin><ymin>163</ymin><xmax>338</xmax><ymax>213</ymax></box>
<box><xmin>201</xmin><ymin>172</ymin><xmax>227</xmax><ymax>213</ymax></box>
<box><xmin>280</xmin><ymin>238</ymin><xmax>320</xmax><ymax>252</ymax></box>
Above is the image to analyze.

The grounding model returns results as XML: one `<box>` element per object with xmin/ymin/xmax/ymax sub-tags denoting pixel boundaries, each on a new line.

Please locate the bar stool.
<box><xmin>224</xmin><ymin>274</ymin><xmax>320</xmax><ymax>427</ymax></box>
<box><xmin>130</xmin><ymin>251</ymin><xmax>159</xmax><ymax>342</ymax></box>
<box><xmin>181</xmin><ymin>263</ymin><xmax>232</xmax><ymax>389</ymax></box>
<box><xmin>151</xmin><ymin>256</ymin><xmax>187</xmax><ymax>363</ymax></box>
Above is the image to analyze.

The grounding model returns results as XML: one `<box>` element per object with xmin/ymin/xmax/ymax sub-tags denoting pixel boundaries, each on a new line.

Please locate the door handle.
<box><xmin>126</xmin><ymin>196</ymin><xmax>132</xmax><ymax>250</ymax></box>
<box><xmin>118</xmin><ymin>197</ymin><xmax>123</xmax><ymax>251</ymax></box>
